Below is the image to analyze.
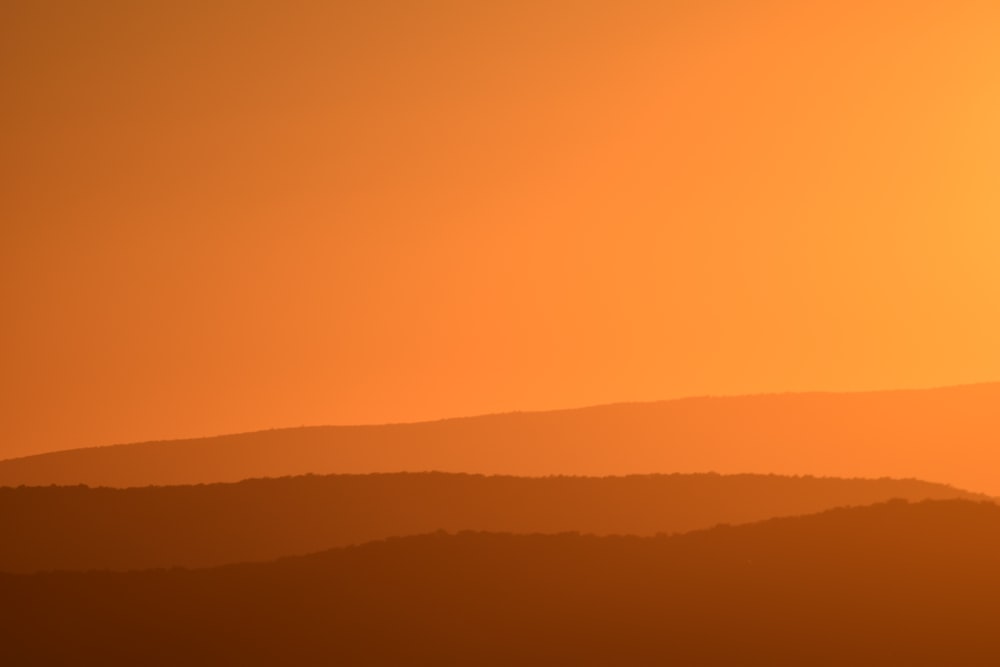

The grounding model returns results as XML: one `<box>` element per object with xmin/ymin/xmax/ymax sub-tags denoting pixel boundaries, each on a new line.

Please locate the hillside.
<box><xmin>0</xmin><ymin>472</ymin><xmax>981</xmax><ymax>572</ymax></box>
<box><xmin>2</xmin><ymin>384</ymin><xmax>1000</xmax><ymax>492</ymax></box>
<box><xmin>3</xmin><ymin>499</ymin><xmax>1000</xmax><ymax>665</ymax></box>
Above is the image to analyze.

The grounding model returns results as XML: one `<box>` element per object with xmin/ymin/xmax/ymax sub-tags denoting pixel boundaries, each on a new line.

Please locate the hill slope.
<box><xmin>2</xmin><ymin>383</ymin><xmax>1000</xmax><ymax>492</ymax></box>
<box><xmin>3</xmin><ymin>499</ymin><xmax>1000</xmax><ymax>665</ymax></box>
<box><xmin>0</xmin><ymin>472</ymin><xmax>981</xmax><ymax>572</ymax></box>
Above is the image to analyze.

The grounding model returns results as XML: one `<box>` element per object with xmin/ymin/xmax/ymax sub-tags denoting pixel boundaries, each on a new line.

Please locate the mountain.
<box><xmin>3</xmin><ymin>499</ymin><xmax>1000</xmax><ymax>665</ymax></box>
<box><xmin>2</xmin><ymin>383</ymin><xmax>1000</xmax><ymax>493</ymax></box>
<box><xmin>0</xmin><ymin>472</ymin><xmax>982</xmax><ymax>572</ymax></box>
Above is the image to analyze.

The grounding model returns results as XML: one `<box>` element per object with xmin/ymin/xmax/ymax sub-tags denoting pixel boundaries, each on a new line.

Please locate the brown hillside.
<box><xmin>3</xmin><ymin>499</ymin><xmax>1000</xmax><ymax>665</ymax></box>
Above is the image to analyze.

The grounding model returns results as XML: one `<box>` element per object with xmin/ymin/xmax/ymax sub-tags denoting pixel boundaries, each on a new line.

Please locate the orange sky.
<box><xmin>3</xmin><ymin>0</ymin><xmax>1000</xmax><ymax>458</ymax></box>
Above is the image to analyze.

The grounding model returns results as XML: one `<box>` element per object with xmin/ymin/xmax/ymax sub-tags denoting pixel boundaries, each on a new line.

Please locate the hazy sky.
<box><xmin>3</xmin><ymin>0</ymin><xmax>1000</xmax><ymax>457</ymax></box>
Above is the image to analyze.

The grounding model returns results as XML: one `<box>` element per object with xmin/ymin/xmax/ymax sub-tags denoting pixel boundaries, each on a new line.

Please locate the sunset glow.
<box><xmin>3</xmin><ymin>1</ymin><xmax>999</xmax><ymax>458</ymax></box>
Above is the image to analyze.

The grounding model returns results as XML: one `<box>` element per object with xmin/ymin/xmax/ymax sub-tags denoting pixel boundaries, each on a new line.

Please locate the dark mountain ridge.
<box><xmin>0</xmin><ymin>471</ymin><xmax>981</xmax><ymax>572</ymax></box>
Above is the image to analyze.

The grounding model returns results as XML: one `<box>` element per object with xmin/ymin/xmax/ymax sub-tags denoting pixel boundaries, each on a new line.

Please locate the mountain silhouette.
<box><xmin>0</xmin><ymin>472</ymin><xmax>982</xmax><ymax>572</ymax></box>
<box><xmin>3</xmin><ymin>384</ymin><xmax>1000</xmax><ymax>492</ymax></box>
<box><xmin>3</xmin><ymin>499</ymin><xmax>1000</xmax><ymax>665</ymax></box>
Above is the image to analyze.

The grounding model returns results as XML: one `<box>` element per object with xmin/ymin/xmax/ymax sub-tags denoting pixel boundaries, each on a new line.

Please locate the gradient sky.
<box><xmin>3</xmin><ymin>0</ymin><xmax>1000</xmax><ymax>458</ymax></box>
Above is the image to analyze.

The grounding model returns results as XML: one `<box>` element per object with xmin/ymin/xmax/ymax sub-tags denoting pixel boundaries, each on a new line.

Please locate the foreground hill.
<box><xmin>2</xmin><ymin>383</ymin><xmax>1000</xmax><ymax>492</ymax></box>
<box><xmin>3</xmin><ymin>499</ymin><xmax>1000</xmax><ymax>665</ymax></box>
<box><xmin>0</xmin><ymin>472</ymin><xmax>981</xmax><ymax>572</ymax></box>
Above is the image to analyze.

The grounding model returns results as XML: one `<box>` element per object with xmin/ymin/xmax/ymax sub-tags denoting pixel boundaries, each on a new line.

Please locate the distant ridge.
<box><xmin>5</xmin><ymin>499</ymin><xmax>1000</xmax><ymax>665</ymax></box>
<box><xmin>2</xmin><ymin>383</ymin><xmax>1000</xmax><ymax>492</ymax></box>
<box><xmin>0</xmin><ymin>472</ymin><xmax>982</xmax><ymax>572</ymax></box>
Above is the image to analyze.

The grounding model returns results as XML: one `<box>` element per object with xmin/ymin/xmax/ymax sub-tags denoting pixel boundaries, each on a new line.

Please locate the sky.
<box><xmin>3</xmin><ymin>0</ymin><xmax>1000</xmax><ymax>458</ymax></box>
